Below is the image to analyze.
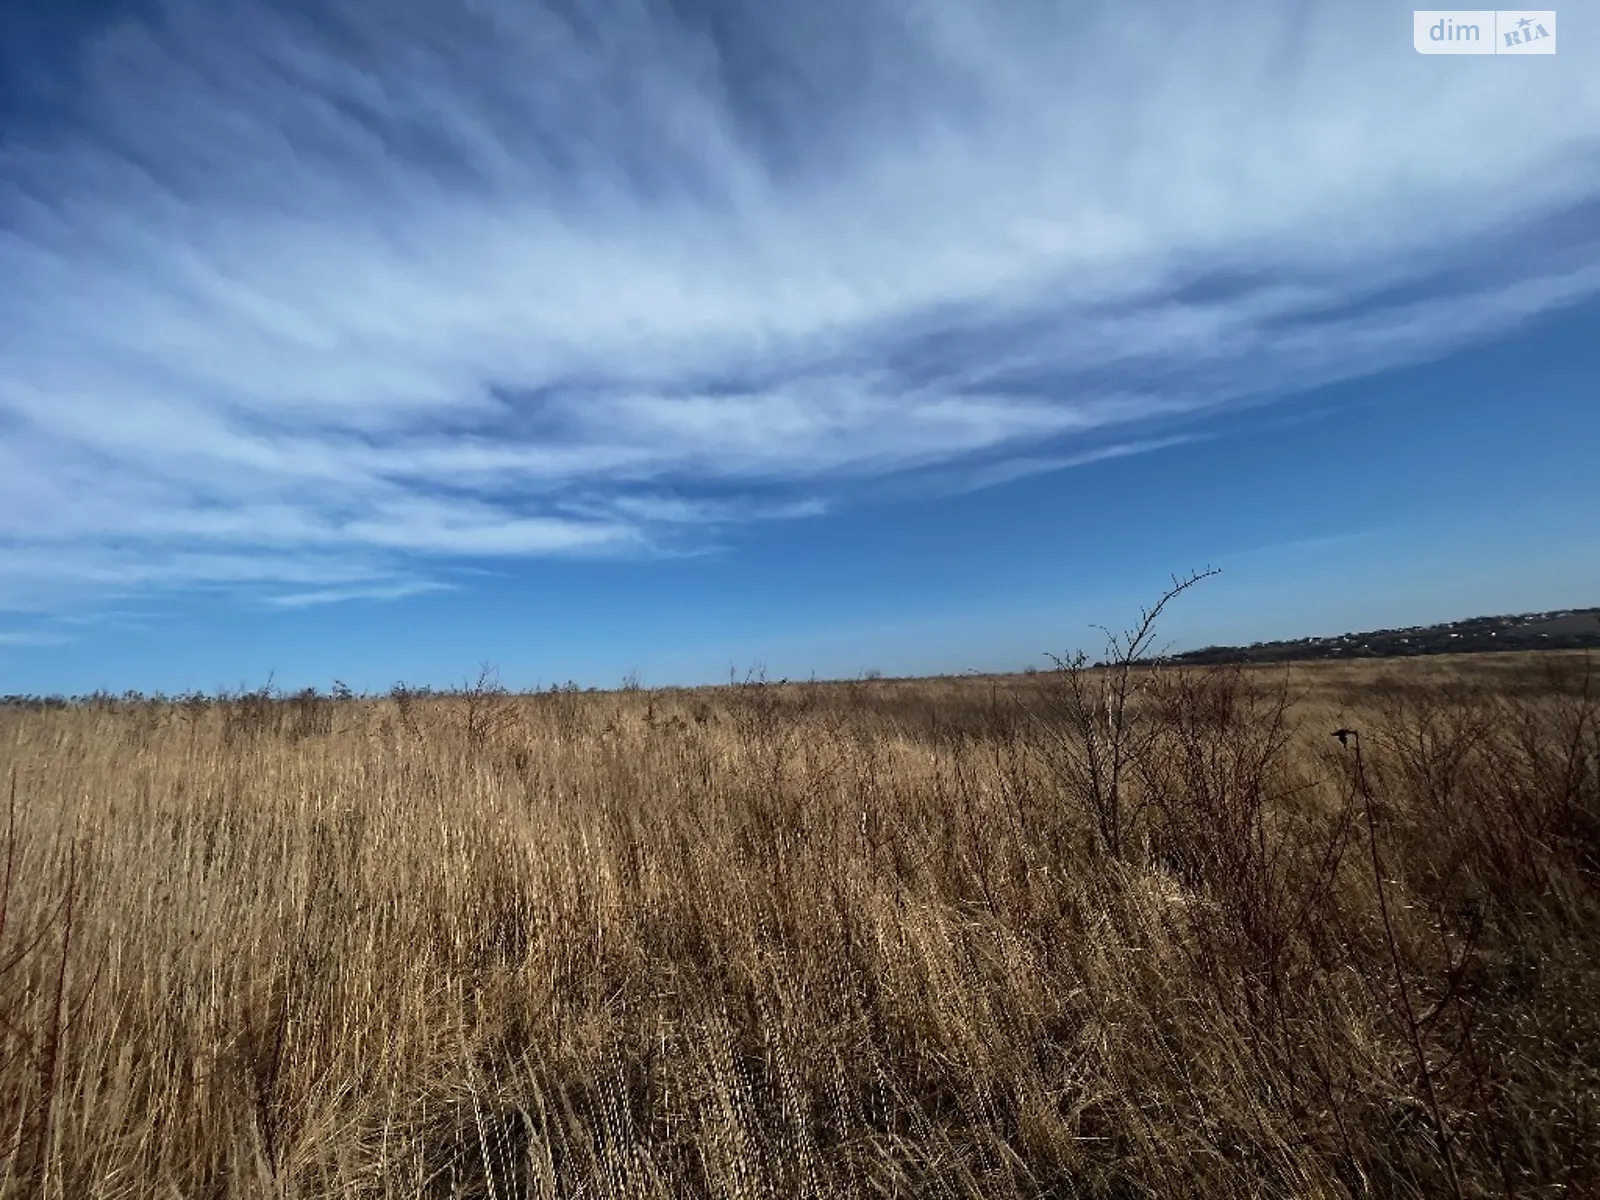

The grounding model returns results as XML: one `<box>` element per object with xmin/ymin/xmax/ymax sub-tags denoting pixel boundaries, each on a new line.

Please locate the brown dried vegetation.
<box><xmin>1</xmin><ymin>624</ymin><xmax>1597</xmax><ymax>1196</ymax></box>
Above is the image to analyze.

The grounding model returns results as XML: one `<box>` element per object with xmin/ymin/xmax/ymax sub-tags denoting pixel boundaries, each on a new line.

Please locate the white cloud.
<box><xmin>1</xmin><ymin>0</ymin><xmax>1597</xmax><ymax>611</ymax></box>
<box><xmin>261</xmin><ymin>581</ymin><xmax>456</xmax><ymax>610</ymax></box>
<box><xmin>0</xmin><ymin>630</ymin><xmax>78</xmax><ymax>648</ymax></box>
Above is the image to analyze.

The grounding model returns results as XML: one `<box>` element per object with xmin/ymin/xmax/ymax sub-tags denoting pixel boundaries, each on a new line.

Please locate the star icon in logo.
<box><xmin>1517</xmin><ymin>16</ymin><xmax>1534</xmax><ymax>29</ymax></box>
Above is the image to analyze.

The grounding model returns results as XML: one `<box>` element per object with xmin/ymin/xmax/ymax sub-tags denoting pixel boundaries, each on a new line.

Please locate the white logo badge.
<box><xmin>1414</xmin><ymin>10</ymin><xmax>1556</xmax><ymax>53</ymax></box>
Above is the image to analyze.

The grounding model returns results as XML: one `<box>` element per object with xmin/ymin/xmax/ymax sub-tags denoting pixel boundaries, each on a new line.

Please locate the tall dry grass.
<box><xmin>1</xmin><ymin>648</ymin><xmax>1597</xmax><ymax>1197</ymax></box>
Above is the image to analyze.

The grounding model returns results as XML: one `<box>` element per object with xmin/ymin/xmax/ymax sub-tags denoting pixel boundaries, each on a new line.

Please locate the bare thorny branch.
<box><xmin>1035</xmin><ymin>567</ymin><xmax>1220</xmax><ymax>859</ymax></box>
<box><xmin>1334</xmin><ymin>727</ymin><xmax>1466</xmax><ymax>1200</ymax></box>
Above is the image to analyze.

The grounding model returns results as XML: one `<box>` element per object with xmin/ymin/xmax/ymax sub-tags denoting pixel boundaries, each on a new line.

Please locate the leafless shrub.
<box><xmin>1331</xmin><ymin>728</ymin><xmax>1468</xmax><ymax>1199</ymax></box>
<box><xmin>284</xmin><ymin>686</ymin><xmax>333</xmax><ymax>742</ymax></box>
<box><xmin>457</xmin><ymin>663</ymin><xmax>519</xmax><ymax>751</ymax></box>
<box><xmin>1138</xmin><ymin>665</ymin><xmax>1353</xmax><ymax>1021</ymax></box>
<box><xmin>220</xmin><ymin>673</ymin><xmax>279</xmax><ymax>745</ymax></box>
<box><xmin>389</xmin><ymin>679</ymin><xmax>430</xmax><ymax>741</ymax></box>
<box><xmin>1030</xmin><ymin>567</ymin><xmax>1219</xmax><ymax>859</ymax></box>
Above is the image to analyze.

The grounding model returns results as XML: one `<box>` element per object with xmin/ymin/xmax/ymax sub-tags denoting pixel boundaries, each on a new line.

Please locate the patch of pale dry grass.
<box><xmin>1</xmin><ymin>651</ymin><xmax>1596</xmax><ymax>1197</ymax></box>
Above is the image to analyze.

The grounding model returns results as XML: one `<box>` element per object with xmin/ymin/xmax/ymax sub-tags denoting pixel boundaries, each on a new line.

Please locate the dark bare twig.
<box><xmin>1034</xmin><ymin>568</ymin><xmax>1220</xmax><ymax>858</ymax></box>
<box><xmin>1336</xmin><ymin>726</ymin><xmax>1465</xmax><ymax>1200</ymax></box>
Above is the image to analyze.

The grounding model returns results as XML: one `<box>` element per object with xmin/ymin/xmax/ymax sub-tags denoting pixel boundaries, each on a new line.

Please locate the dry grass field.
<box><xmin>1</xmin><ymin>645</ymin><xmax>1597</xmax><ymax>1198</ymax></box>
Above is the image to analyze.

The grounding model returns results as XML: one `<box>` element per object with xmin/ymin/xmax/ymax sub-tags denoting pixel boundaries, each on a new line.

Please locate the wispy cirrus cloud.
<box><xmin>261</xmin><ymin>581</ymin><xmax>457</xmax><ymax>610</ymax></box>
<box><xmin>1</xmin><ymin>0</ymin><xmax>1597</xmax><ymax>612</ymax></box>
<box><xmin>0</xmin><ymin>630</ymin><xmax>78</xmax><ymax>648</ymax></box>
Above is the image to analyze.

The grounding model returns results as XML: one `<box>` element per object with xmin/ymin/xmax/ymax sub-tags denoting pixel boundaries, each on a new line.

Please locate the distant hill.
<box><xmin>1162</xmin><ymin>608</ymin><xmax>1600</xmax><ymax>666</ymax></box>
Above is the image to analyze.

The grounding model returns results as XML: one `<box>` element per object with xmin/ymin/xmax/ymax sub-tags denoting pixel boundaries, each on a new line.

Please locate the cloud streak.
<box><xmin>1</xmin><ymin>0</ymin><xmax>1597</xmax><ymax>611</ymax></box>
<box><xmin>261</xmin><ymin>581</ymin><xmax>457</xmax><ymax>610</ymax></box>
<box><xmin>0</xmin><ymin>630</ymin><xmax>78</xmax><ymax>648</ymax></box>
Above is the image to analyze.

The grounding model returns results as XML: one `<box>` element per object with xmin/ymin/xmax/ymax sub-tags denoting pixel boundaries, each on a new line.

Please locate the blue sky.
<box><xmin>1</xmin><ymin>0</ymin><xmax>1598</xmax><ymax>696</ymax></box>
